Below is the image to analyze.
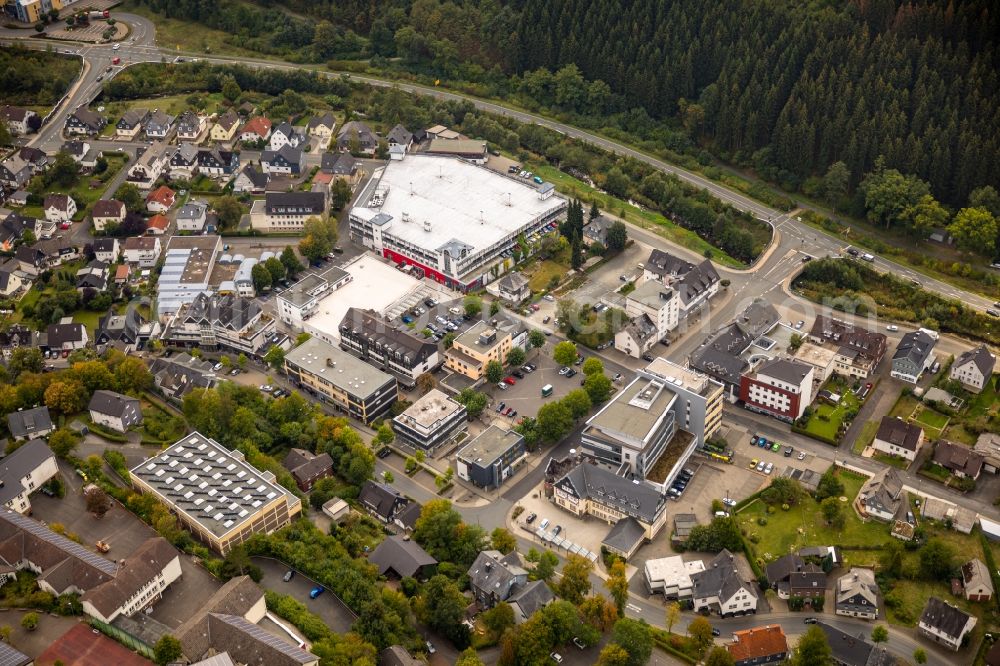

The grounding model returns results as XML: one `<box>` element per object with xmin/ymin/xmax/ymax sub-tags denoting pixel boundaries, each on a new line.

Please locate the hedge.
<box><xmin>790</xmin><ymin>423</ymin><xmax>840</xmax><ymax>446</ymax></box>
<box><xmin>265</xmin><ymin>591</ymin><xmax>333</xmax><ymax>643</ymax></box>
<box><xmin>86</xmin><ymin>421</ymin><xmax>129</xmax><ymax>443</ymax></box>
<box><xmin>649</xmin><ymin>628</ymin><xmax>698</xmax><ymax>665</ymax></box>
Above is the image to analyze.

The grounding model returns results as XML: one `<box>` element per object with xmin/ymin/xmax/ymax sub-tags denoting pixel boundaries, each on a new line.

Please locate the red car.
<box><xmin>504</xmin><ymin>376</ymin><xmax>516</xmax><ymax>385</ymax></box>
<box><xmin>531</xmin><ymin>304</ymin><xmax>541</xmax><ymax>311</ymax></box>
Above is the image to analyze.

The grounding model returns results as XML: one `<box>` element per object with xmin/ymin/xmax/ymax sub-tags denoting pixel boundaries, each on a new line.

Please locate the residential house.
<box><xmin>495</xmin><ymin>271</ymin><xmax>530</xmax><ymax>303</ymax></box>
<box><xmin>817</xmin><ymin>623</ymin><xmax>894</xmax><ymax>666</ymax></box>
<box><xmin>177</xmin><ymin>200</ymin><xmax>209</xmax><ymax>232</ymax></box>
<box><xmin>871</xmin><ymin>416</ymin><xmax>924</xmax><ymax>461</ymax></box>
<box><xmin>807</xmin><ymin>315</ymin><xmax>887</xmax><ymax>379</ymax></box>
<box><xmin>61</xmin><ymin>140</ymin><xmax>91</xmax><ymax>164</ymax></box>
<box><xmin>615</xmin><ymin>314</ymin><xmax>658</xmax><ymax>359</ymax></box>
<box><xmin>238</xmin><ymin>116</ymin><xmax>272</xmax><ymax>144</ymax></box>
<box><xmin>689</xmin><ymin>301</ymin><xmax>780</xmax><ymax>392</ymax></box>
<box><xmin>197</xmin><ymin>148</ymin><xmax>239</xmax><ymax>178</ymax></box>
<box><xmin>145</xmin><ymin>185</ymin><xmax>176</xmax><ymax>213</ymax></box>
<box><xmin>43</xmin><ymin>194</ymin><xmax>76</xmax><ymax>223</ymax></box>
<box><xmin>46</xmin><ymin>322</ymin><xmax>88</xmax><ymax>352</ymax></box>
<box><xmin>126</xmin><ymin>141</ymin><xmax>169</xmax><ymax>189</ymax></box>
<box><xmin>320</xmin><ymin>152</ymin><xmax>361</xmax><ymax>185</ymax></box>
<box><xmin>918</xmin><ymin>597</ymin><xmax>976</xmax><ymax>651</ymax></box>
<box><xmin>932</xmin><ymin>440</ymin><xmax>985</xmax><ymax>480</ymax></box>
<box><xmin>764</xmin><ymin>554</ymin><xmax>824</xmax><ymax>600</ymax></box>
<box><xmin>306</xmin><ymin>112</ymin><xmax>336</xmax><ymax>140</ymax></box>
<box><xmin>144</xmin><ymin>110</ymin><xmax>175</xmax><ymax>139</ymax></box>
<box><xmin>624</xmin><ymin>280</ymin><xmax>679</xmax><ymax>341</ymax></box>
<box><xmin>739</xmin><ymin>358</ymin><xmax>814</xmax><ymax>423</ymax></box>
<box><xmin>5</xmin><ymin>191</ymin><xmax>28</xmax><ymax>208</ymax></box>
<box><xmin>690</xmin><ymin>549</ymin><xmax>758</xmax><ymax>617</ymax></box>
<box><xmin>210</xmin><ymin>110</ymin><xmax>240</xmax><ymax>143</ymax></box>
<box><xmin>261</xmin><ymin>144</ymin><xmax>304</xmax><ymax>175</ymax></box>
<box><xmin>233</xmin><ymin>163</ymin><xmax>269</xmax><ymax>194</ymax></box>
<box><xmin>368</xmin><ymin>535</ymin><xmax>437</xmax><ymax>579</ymax></box>
<box><xmin>95</xmin><ymin>307</ymin><xmax>159</xmax><ymax>351</ymax></box>
<box><xmin>282</xmin><ymin>448</ymin><xmax>334</xmax><ymax>492</ymax></box>
<box><xmin>149</xmin><ymin>352</ymin><xmax>217</xmax><ymax>403</ymax></box>
<box><xmin>75</xmin><ymin>259</ymin><xmax>109</xmax><ymax>292</ymax></box>
<box><xmin>114</xmin><ymin>263</ymin><xmax>130</xmax><ymax>285</ymax></box>
<box><xmin>727</xmin><ymin>625</ymin><xmax>789</xmax><ymax>666</ymax></box>
<box><xmin>975</xmin><ymin>432</ymin><xmax>1000</xmax><ymax>475</ymax></box>
<box><xmin>444</xmin><ymin>321</ymin><xmax>513</xmax><ymax>381</ymax></box>
<box><xmin>65</xmin><ymin>107</ymin><xmax>106</xmax><ymax>135</ymax></box>
<box><xmin>6</xmin><ymin>406</ymin><xmax>54</xmax><ymax>441</ymax></box>
<box><xmin>644</xmin><ymin>249</ymin><xmax>721</xmax><ymax>315</ymax></box>
<box><xmin>336</xmin><ymin>120</ymin><xmax>378</xmax><ymax>154</ymax></box>
<box><xmin>836</xmin><ymin>568</ymin><xmax>880</xmax><ymax>620</ymax></box>
<box><xmin>0</xmin><ymin>260</ymin><xmax>23</xmax><ymax>297</ymax></box>
<box><xmin>88</xmin><ymin>390</ymin><xmax>142</xmax><ymax>432</ymax></box>
<box><xmin>14</xmin><ymin>244</ymin><xmax>45</xmax><ymax>275</ymax></box>
<box><xmin>891</xmin><ymin>330</ymin><xmax>937</xmax><ymax>383</ymax></box>
<box><xmin>0</xmin><ymin>325</ymin><xmax>43</xmax><ymax>358</ymax></box>
<box><xmin>123</xmin><ymin>236</ymin><xmax>162</xmax><ymax>267</ymax></box>
<box><xmin>468</xmin><ymin>550</ymin><xmax>555</xmax><ymax>621</ymax></box>
<box><xmin>0</xmin><ymin>212</ymin><xmax>35</xmax><ymax>249</ymax></box>
<box><xmin>116</xmin><ymin>108</ymin><xmax>149</xmax><ymax>139</ymax></box>
<box><xmin>0</xmin><ymin>105</ymin><xmax>36</xmax><ymax>135</ymax></box>
<box><xmin>37</xmin><ymin>237</ymin><xmax>78</xmax><ymax>265</ymax></box>
<box><xmin>386</xmin><ymin>124</ymin><xmax>412</xmax><ymax>151</ymax></box>
<box><xmin>854</xmin><ymin>467</ymin><xmax>905</xmax><ymax>522</ymax></box>
<box><xmin>0</xmin><ymin>154</ymin><xmax>32</xmax><ymax>190</ymax></box>
<box><xmin>583</xmin><ymin>214</ymin><xmax>614</xmax><ymax>246</ymax></box>
<box><xmin>176</xmin><ymin>111</ymin><xmax>207</xmax><ymax>142</ymax></box>
<box><xmin>950</xmin><ymin>346</ymin><xmax>996</xmax><ymax>394</ymax></box>
<box><xmin>93</xmin><ymin>238</ymin><xmax>121</xmax><ymax>264</ymax></box>
<box><xmin>358</xmin><ymin>480</ymin><xmax>411</xmax><ymax>525</ymax></box>
<box><xmin>17</xmin><ymin>146</ymin><xmax>48</xmax><ymax>174</ymax></box>
<box><xmin>0</xmin><ymin>437</ymin><xmax>57</xmax><ymax>515</ymax></box>
<box><xmin>146</xmin><ymin>214</ymin><xmax>170</xmax><ymax>235</ymax></box>
<box><xmin>90</xmin><ymin>199</ymin><xmax>126</xmax><ymax>232</ymax></box>
<box><xmin>961</xmin><ymin>558</ymin><xmax>993</xmax><ymax>602</ymax></box>
<box><xmin>269</xmin><ymin>122</ymin><xmax>306</xmax><ymax>151</ymax></box>
<box><xmin>170</xmin><ymin>143</ymin><xmax>199</xmax><ymax>176</ymax></box>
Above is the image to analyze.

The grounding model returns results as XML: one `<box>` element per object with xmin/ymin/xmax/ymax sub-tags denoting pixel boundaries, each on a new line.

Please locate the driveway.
<box><xmin>252</xmin><ymin>556</ymin><xmax>356</xmax><ymax>634</ymax></box>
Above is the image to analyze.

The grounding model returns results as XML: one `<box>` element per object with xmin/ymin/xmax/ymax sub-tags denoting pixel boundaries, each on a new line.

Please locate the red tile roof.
<box><xmin>239</xmin><ymin>116</ymin><xmax>272</xmax><ymax>138</ymax></box>
<box><xmin>147</xmin><ymin>214</ymin><xmax>169</xmax><ymax>231</ymax></box>
<box><xmin>115</xmin><ymin>264</ymin><xmax>130</xmax><ymax>280</ymax></box>
<box><xmin>36</xmin><ymin>623</ymin><xmax>153</xmax><ymax>666</ymax></box>
<box><xmin>728</xmin><ymin>625</ymin><xmax>789</xmax><ymax>663</ymax></box>
<box><xmin>145</xmin><ymin>185</ymin><xmax>175</xmax><ymax>208</ymax></box>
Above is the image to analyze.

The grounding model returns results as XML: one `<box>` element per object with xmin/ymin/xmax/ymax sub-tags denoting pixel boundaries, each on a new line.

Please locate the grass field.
<box><xmin>738</xmin><ymin>471</ymin><xmax>887</xmax><ymax>563</ymax></box>
<box><xmin>529</xmin><ymin>164</ymin><xmax>746</xmax><ymax>268</ymax></box>
<box><xmin>525</xmin><ymin>260</ymin><xmax>568</xmax><ymax>292</ymax></box>
<box><xmin>19</xmin><ymin>155</ymin><xmax>126</xmax><ymax>222</ymax></box>
<box><xmin>102</xmin><ymin>93</ymin><xmax>227</xmax><ymax>121</ymax></box>
<box><xmin>852</xmin><ymin>419</ymin><xmax>880</xmax><ymax>454</ymax></box>
<box><xmin>121</xmin><ymin>0</ymin><xmax>277</xmax><ymax>59</ymax></box>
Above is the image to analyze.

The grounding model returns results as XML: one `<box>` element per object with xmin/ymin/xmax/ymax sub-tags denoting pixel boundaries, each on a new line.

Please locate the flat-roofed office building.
<box><xmin>129</xmin><ymin>432</ymin><xmax>302</xmax><ymax>555</ymax></box>
<box><xmin>392</xmin><ymin>389</ymin><xmax>467</xmax><ymax>453</ymax></box>
<box><xmin>456</xmin><ymin>425</ymin><xmax>526</xmax><ymax>489</ymax></box>
<box><xmin>284</xmin><ymin>337</ymin><xmax>398</xmax><ymax>424</ymax></box>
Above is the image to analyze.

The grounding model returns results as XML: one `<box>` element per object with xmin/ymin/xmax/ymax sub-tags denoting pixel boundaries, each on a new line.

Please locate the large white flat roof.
<box><xmin>644</xmin><ymin>555</ymin><xmax>706</xmax><ymax>583</ymax></box>
<box><xmin>359</xmin><ymin>155</ymin><xmax>563</xmax><ymax>255</ymax></box>
<box><xmin>303</xmin><ymin>254</ymin><xmax>420</xmax><ymax>341</ymax></box>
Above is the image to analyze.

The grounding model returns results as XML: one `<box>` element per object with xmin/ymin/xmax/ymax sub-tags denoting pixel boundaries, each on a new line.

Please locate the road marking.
<box><xmin>626</xmin><ymin>603</ymin><xmax>642</xmax><ymax>613</ymax></box>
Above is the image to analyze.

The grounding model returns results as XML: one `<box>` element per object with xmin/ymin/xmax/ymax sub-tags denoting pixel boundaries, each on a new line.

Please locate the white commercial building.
<box><xmin>644</xmin><ymin>555</ymin><xmax>706</xmax><ymax>598</ymax></box>
<box><xmin>349</xmin><ymin>155</ymin><xmax>565</xmax><ymax>291</ymax></box>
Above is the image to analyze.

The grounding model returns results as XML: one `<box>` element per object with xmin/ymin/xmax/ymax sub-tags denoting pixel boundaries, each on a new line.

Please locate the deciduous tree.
<box><xmin>556</xmin><ymin>554</ymin><xmax>593</xmax><ymax>604</ymax></box>
<box><xmin>611</xmin><ymin>618</ymin><xmax>653</xmax><ymax>666</ymax></box>
<box><xmin>607</xmin><ymin>560</ymin><xmax>628</xmax><ymax>617</ymax></box>
<box><xmin>949</xmin><ymin>207</ymin><xmax>998</xmax><ymax>255</ymax></box>
<box><xmin>553</xmin><ymin>341</ymin><xmax>578</xmax><ymax>366</ymax></box>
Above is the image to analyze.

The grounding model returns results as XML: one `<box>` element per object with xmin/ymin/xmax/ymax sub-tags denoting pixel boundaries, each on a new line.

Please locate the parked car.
<box><xmin>642</xmin><ymin>353</ymin><xmax>654</xmax><ymax>362</ymax></box>
<box><xmin>550</xmin><ymin>653</ymin><xmax>563</xmax><ymax>664</ymax></box>
<box><xmin>552</xmin><ymin>525</ymin><xmax>562</xmax><ymax>536</ymax></box>
<box><xmin>504</xmin><ymin>376</ymin><xmax>516</xmax><ymax>385</ymax></box>
<box><xmin>756</xmin><ymin>461</ymin><xmax>767</xmax><ymax>472</ymax></box>
<box><xmin>283</xmin><ymin>570</ymin><xmax>294</xmax><ymax>582</ymax></box>
<box><xmin>512</xmin><ymin>370</ymin><xmax>525</xmax><ymax>379</ymax></box>
<box><xmin>496</xmin><ymin>402</ymin><xmax>506</xmax><ymax>413</ymax></box>
<box><xmin>771</xmin><ymin>441</ymin><xmax>781</xmax><ymax>452</ymax></box>
<box><xmin>259</xmin><ymin>385</ymin><xmax>273</xmax><ymax>392</ymax></box>
<box><xmin>886</xmin><ymin>324</ymin><xmax>898</xmax><ymax>331</ymax></box>
<box><xmin>784</xmin><ymin>447</ymin><xmax>793</xmax><ymax>457</ymax></box>
<box><xmin>229</xmin><ymin>368</ymin><xmax>240</xmax><ymax>376</ymax></box>
<box><xmin>309</xmin><ymin>586</ymin><xmax>324</xmax><ymax>599</ymax></box>
<box><xmin>804</xmin><ymin>617</ymin><xmax>818</xmax><ymax>624</ymax></box>
<box><xmin>426</xmin><ymin>641</ymin><xmax>436</xmax><ymax>654</ymax></box>
<box><xmin>559</xmin><ymin>366</ymin><xmax>570</xmax><ymax>375</ymax></box>
<box><xmin>212</xmin><ymin>362</ymin><xmax>223</xmax><ymax>371</ymax></box>
<box><xmin>525</xmin><ymin>512</ymin><xmax>537</xmax><ymax>524</ymax></box>
<box><xmin>749</xmin><ymin>458</ymin><xmax>759</xmax><ymax>469</ymax></box>
<box><xmin>377</xmin><ymin>447</ymin><xmax>392</xmax><ymax>458</ymax></box>
<box><xmin>272</xmin><ymin>389</ymin><xmax>286</xmax><ymax>398</ymax></box>
<box><xmin>797</xmin><ymin>452</ymin><xmax>807</xmax><ymax>461</ymax></box>
<box><xmin>565</xmin><ymin>368</ymin><xmax>577</xmax><ymax>378</ymax></box>
<box><xmin>764</xmin><ymin>462</ymin><xmax>774</xmax><ymax>474</ymax></box>
<box><xmin>572</xmin><ymin>637</ymin><xmax>587</xmax><ymax>650</ymax></box>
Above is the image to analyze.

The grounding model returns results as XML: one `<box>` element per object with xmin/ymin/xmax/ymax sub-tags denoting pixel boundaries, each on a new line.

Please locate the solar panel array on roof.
<box><xmin>212</xmin><ymin>613</ymin><xmax>315</xmax><ymax>663</ymax></box>
<box><xmin>0</xmin><ymin>509</ymin><xmax>119</xmax><ymax>577</ymax></box>
<box><xmin>131</xmin><ymin>432</ymin><xmax>292</xmax><ymax>537</ymax></box>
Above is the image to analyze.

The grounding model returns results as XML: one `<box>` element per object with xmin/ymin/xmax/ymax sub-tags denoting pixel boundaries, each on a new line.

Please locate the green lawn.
<box><xmin>103</xmin><ymin>93</ymin><xmax>227</xmax><ymax>121</ymax></box>
<box><xmin>852</xmin><ymin>419</ymin><xmax>880</xmax><ymax>454</ymax></box>
<box><xmin>525</xmin><ymin>259</ymin><xmax>569</xmax><ymax>292</ymax></box>
<box><xmin>22</xmin><ymin>155</ymin><xmax>128</xmax><ymax>222</ymax></box>
<box><xmin>913</xmin><ymin>405</ymin><xmax>949</xmax><ymax>429</ymax></box>
<box><xmin>529</xmin><ymin>164</ymin><xmax>746</xmax><ymax>268</ymax></box>
<box><xmin>799</xmin><ymin>387</ymin><xmax>859</xmax><ymax>443</ymax></box>
<box><xmin>966</xmin><ymin>377</ymin><xmax>999</xmax><ymax>418</ymax></box>
<box><xmin>888</xmin><ymin>394</ymin><xmax>920</xmax><ymax>419</ymax></box>
<box><xmin>738</xmin><ymin>471</ymin><xmax>888</xmax><ymax>563</ymax></box>
<box><xmin>72</xmin><ymin>309</ymin><xmax>102</xmax><ymax>335</ymax></box>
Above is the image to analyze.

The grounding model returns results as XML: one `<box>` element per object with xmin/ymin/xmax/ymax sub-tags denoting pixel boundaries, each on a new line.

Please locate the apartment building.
<box><xmin>444</xmin><ymin>321</ymin><xmax>512</xmax><ymax>381</ymax></box>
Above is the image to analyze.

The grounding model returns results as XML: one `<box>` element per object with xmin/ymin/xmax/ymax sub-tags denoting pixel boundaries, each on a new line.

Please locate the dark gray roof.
<box><xmin>336</xmin><ymin>121</ymin><xmax>377</xmax><ymax>147</ymax></box>
<box><xmin>6</xmin><ymin>406</ymin><xmax>53</xmax><ymax>439</ymax></box>
<box><xmin>180</xmin><ymin>292</ymin><xmax>261</xmax><ymax>330</ymax></box>
<box><xmin>554</xmin><ymin>461</ymin><xmax>665</xmax><ymax>524</ymax></box>
<box><xmin>765</xmin><ymin>554</ymin><xmax>811</xmax><ymax>585</ymax></box>
<box><xmin>264</xmin><ymin>191</ymin><xmax>325</xmax><ymax>215</ymax></box>
<box><xmin>88</xmin><ymin>390</ymin><xmax>140</xmax><ymax>419</ymax></box>
<box><xmin>755</xmin><ymin>357</ymin><xmax>813</xmax><ymax>385</ymax></box>
<box><xmin>468</xmin><ymin>550</ymin><xmax>527</xmax><ymax>599</ymax></box>
<box><xmin>857</xmin><ymin>467</ymin><xmax>904</xmax><ymax>516</ymax></box>
<box><xmin>380</xmin><ymin>646</ymin><xmax>422</xmax><ymax>666</ymax></box>
<box><xmin>676</xmin><ymin>260</ymin><xmax>720</xmax><ymax>306</ymax></box>
<box><xmin>893</xmin><ymin>330</ymin><xmax>936</xmax><ymax>365</ymax></box>
<box><xmin>387</xmin><ymin>124</ymin><xmax>412</xmax><ymax>145</ymax></box>
<box><xmin>932</xmin><ymin>440</ymin><xmax>985</xmax><ymax>478</ymax></box>
<box><xmin>646</xmin><ymin>248</ymin><xmax>694</xmax><ymax>277</ymax></box>
<box><xmin>875</xmin><ymin>416</ymin><xmax>923</xmax><ymax>452</ymax></box>
<box><xmin>207</xmin><ymin>613</ymin><xmax>315</xmax><ymax>666</ymax></box>
<box><xmin>920</xmin><ymin>597</ymin><xmax>974</xmax><ymax>639</ymax></box>
<box><xmin>817</xmin><ymin>622</ymin><xmax>893</xmax><ymax>666</ymax></box>
<box><xmin>368</xmin><ymin>535</ymin><xmax>437</xmax><ymax>578</ymax></box>
<box><xmin>0</xmin><ymin>438</ymin><xmax>54</xmax><ymax>505</ymax></box>
<box><xmin>507</xmin><ymin>579</ymin><xmax>554</xmax><ymax>618</ymax></box>
<box><xmin>0</xmin><ymin>641</ymin><xmax>31</xmax><ymax>666</ymax></box>
<box><xmin>93</xmin><ymin>238</ymin><xmax>118</xmax><ymax>253</ymax></box>
<box><xmin>282</xmin><ymin>448</ymin><xmax>333</xmax><ymax>485</ymax></box>
<box><xmin>602</xmin><ymin>516</ymin><xmax>646</xmax><ymax>553</ymax></box>
<box><xmin>306</xmin><ymin>112</ymin><xmax>335</xmax><ymax>131</ymax></box>
<box><xmin>690</xmin><ymin>301</ymin><xmax>779</xmax><ymax>385</ymax></box>
<box><xmin>394</xmin><ymin>502</ymin><xmax>423</xmax><ymax>531</ymax></box>
<box><xmin>956</xmin><ymin>345</ymin><xmax>996</xmax><ymax>379</ymax></box>
<box><xmin>339</xmin><ymin>307</ymin><xmax>438</xmax><ymax>367</ymax></box>
<box><xmin>358</xmin><ymin>481</ymin><xmax>408</xmax><ymax>521</ymax></box>
<box><xmin>262</xmin><ymin>144</ymin><xmax>303</xmax><ymax>166</ymax></box>
<box><xmin>46</xmin><ymin>322</ymin><xmax>86</xmax><ymax>348</ymax></box>
<box><xmin>691</xmin><ymin>549</ymin><xmax>755</xmax><ymax>604</ymax></box>
<box><xmin>238</xmin><ymin>164</ymin><xmax>268</xmax><ymax>188</ymax></box>
<box><xmin>321</xmin><ymin>152</ymin><xmax>358</xmax><ymax>175</ymax></box>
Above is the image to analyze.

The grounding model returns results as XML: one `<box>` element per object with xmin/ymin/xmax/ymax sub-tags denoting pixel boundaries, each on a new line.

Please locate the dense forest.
<box><xmin>128</xmin><ymin>0</ymin><xmax>999</xmax><ymax>209</ymax></box>
<box><xmin>0</xmin><ymin>45</ymin><xmax>79</xmax><ymax>107</ymax></box>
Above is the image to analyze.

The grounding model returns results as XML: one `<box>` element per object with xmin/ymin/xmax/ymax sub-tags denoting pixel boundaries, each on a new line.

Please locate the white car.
<box><xmin>722</xmin><ymin>497</ymin><xmax>737</xmax><ymax>508</ymax></box>
<box><xmin>886</xmin><ymin>325</ymin><xmax>898</xmax><ymax>332</ymax></box>
<box><xmin>543</xmin><ymin>294</ymin><xmax>555</xmax><ymax>302</ymax></box>
<box><xmin>259</xmin><ymin>385</ymin><xmax>273</xmax><ymax>392</ymax></box>
<box><xmin>764</xmin><ymin>462</ymin><xmax>774</xmax><ymax>474</ymax></box>
<box><xmin>212</xmin><ymin>362</ymin><xmax>223</xmax><ymax>371</ymax></box>
<box><xmin>112</xmin><ymin>43</ymin><xmax>121</xmax><ymax>50</ymax></box>
<box><xmin>797</xmin><ymin>452</ymin><xmax>806</xmax><ymax>461</ymax></box>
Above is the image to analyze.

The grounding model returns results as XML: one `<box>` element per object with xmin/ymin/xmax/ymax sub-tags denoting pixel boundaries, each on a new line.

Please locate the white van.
<box><xmin>861</xmin><ymin>253</ymin><xmax>875</xmax><ymax>262</ymax></box>
<box><xmin>539</xmin><ymin>518</ymin><xmax>550</xmax><ymax>530</ymax></box>
<box><xmin>448</xmin><ymin>306</ymin><xmax>462</xmax><ymax>315</ymax></box>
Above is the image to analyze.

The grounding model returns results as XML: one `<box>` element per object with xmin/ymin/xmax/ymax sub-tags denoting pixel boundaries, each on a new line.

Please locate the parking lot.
<box><xmin>29</xmin><ymin>460</ymin><xmax>222</xmax><ymax>630</ymax></box>
<box><xmin>253</xmin><ymin>556</ymin><xmax>355</xmax><ymax>634</ymax></box>
<box><xmin>568</xmin><ymin>237</ymin><xmax>649</xmax><ymax>309</ymax></box>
